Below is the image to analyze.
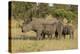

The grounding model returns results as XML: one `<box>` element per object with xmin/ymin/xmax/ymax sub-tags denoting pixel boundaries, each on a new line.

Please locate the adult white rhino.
<box><xmin>21</xmin><ymin>18</ymin><xmax>58</xmax><ymax>40</ymax></box>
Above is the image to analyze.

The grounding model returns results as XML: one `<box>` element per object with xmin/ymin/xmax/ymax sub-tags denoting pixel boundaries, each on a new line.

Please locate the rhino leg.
<box><xmin>37</xmin><ymin>31</ymin><xmax>43</xmax><ymax>40</ymax></box>
<box><xmin>55</xmin><ymin>30</ymin><xmax>59</xmax><ymax>39</ymax></box>
<box><xmin>48</xmin><ymin>33</ymin><xmax>52</xmax><ymax>39</ymax></box>
<box><xmin>41</xmin><ymin>32</ymin><xmax>45</xmax><ymax>39</ymax></box>
<box><xmin>58</xmin><ymin>33</ymin><xmax>61</xmax><ymax>39</ymax></box>
<box><xmin>70</xmin><ymin>31</ymin><xmax>74</xmax><ymax>39</ymax></box>
<box><xmin>62</xmin><ymin>33</ymin><xmax>66</xmax><ymax>39</ymax></box>
<box><xmin>56</xmin><ymin>30</ymin><xmax>62</xmax><ymax>39</ymax></box>
<box><xmin>49</xmin><ymin>34</ymin><xmax>52</xmax><ymax>39</ymax></box>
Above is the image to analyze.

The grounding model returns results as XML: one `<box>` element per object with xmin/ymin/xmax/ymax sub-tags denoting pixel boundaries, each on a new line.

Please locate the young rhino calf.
<box><xmin>62</xmin><ymin>24</ymin><xmax>74</xmax><ymax>39</ymax></box>
<box><xmin>41</xmin><ymin>22</ymin><xmax>57</xmax><ymax>39</ymax></box>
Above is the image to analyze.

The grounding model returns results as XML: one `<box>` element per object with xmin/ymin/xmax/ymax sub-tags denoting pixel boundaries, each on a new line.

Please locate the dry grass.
<box><xmin>9</xmin><ymin>19</ymin><xmax>78</xmax><ymax>53</ymax></box>
<box><xmin>11</xmin><ymin>39</ymin><xmax>78</xmax><ymax>53</ymax></box>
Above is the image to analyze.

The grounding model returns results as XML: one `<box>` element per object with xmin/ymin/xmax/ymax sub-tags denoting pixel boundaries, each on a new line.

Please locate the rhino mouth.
<box><xmin>22</xmin><ymin>29</ymin><xmax>25</xmax><ymax>32</ymax></box>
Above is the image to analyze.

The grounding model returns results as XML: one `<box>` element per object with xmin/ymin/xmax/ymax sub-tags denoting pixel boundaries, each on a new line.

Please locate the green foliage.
<box><xmin>11</xmin><ymin>2</ymin><xmax>49</xmax><ymax>20</ymax></box>
<box><xmin>53</xmin><ymin>9</ymin><xmax>66</xmax><ymax>18</ymax></box>
<box><xmin>34</xmin><ymin>3</ymin><xmax>49</xmax><ymax>18</ymax></box>
<box><xmin>65</xmin><ymin>11</ymin><xmax>76</xmax><ymax>23</ymax></box>
<box><xmin>11</xmin><ymin>1</ymin><xmax>36</xmax><ymax>20</ymax></box>
<box><xmin>51</xmin><ymin>9</ymin><xmax>76</xmax><ymax>23</ymax></box>
<box><xmin>10</xmin><ymin>2</ymin><xmax>78</xmax><ymax>23</ymax></box>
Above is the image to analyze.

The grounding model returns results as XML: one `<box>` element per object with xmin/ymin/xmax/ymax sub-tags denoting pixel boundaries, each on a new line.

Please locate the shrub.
<box><xmin>52</xmin><ymin>9</ymin><xmax>76</xmax><ymax>23</ymax></box>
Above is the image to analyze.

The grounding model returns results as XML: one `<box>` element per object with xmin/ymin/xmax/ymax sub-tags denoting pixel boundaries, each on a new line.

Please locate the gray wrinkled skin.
<box><xmin>42</xmin><ymin>20</ymin><xmax>64</xmax><ymax>39</ymax></box>
<box><xmin>21</xmin><ymin>18</ymin><xmax>58</xmax><ymax>40</ymax></box>
<box><xmin>21</xmin><ymin>18</ymin><xmax>74</xmax><ymax>40</ymax></box>
<box><xmin>56</xmin><ymin>21</ymin><xmax>64</xmax><ymax>39</ymax></box>
<box><xmin>22</xmin><ymin>20</ymin><xmax>44</xmax><ymax>40</ymax></box>
<box><xmin>41</xmin><ymin>22</ymin><xmax>57</xmax><ymax>39</ymax></box>
<box><xmin>41</xmin><ymin>21</ymin><xmax>74</xmax><ymax>39</ymax></box>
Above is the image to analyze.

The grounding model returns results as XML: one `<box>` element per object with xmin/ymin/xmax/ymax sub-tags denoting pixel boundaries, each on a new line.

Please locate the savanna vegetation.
<box><xmin>10</xmin><ymin>1</ymin><xmax>77</xmax><ymax>23</ymax></box>
<box><xmin>9</xmin><ymin>1</ymin><xmax>78</xmax><ymax>53</ymax></box>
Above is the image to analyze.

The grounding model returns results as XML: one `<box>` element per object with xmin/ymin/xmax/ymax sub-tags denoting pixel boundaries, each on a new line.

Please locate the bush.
<box><xmin>52</xmin><ymin>9</ymin><xmax>76</xmax><ymax>23</ymax></box>
<box><xmin>65</xmin><ymin>11</ymin><xmax>76</xmax><ymax>23</ymax></box>
<box><xmin>53</xmin><ymin>9</ymin><xmax>66</xmax><ymax>18</ymax></box>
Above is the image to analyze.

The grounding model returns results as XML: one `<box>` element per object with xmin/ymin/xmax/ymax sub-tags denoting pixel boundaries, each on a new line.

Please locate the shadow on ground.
<box><xmin>9</xmin><ymin>35</ymin><xmax>37</xmax><ymax>40</ymax></box>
